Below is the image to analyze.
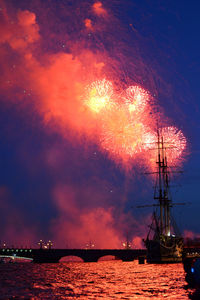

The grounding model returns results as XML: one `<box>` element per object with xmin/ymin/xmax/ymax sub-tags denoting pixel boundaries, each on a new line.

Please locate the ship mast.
<box><xmin>138</xmin><ymin>127</ymin><xmax>184</xmax><ymax>239</ymax></box>
<box><xmin>142</xmin><ymin>127</ymin><xmax>184</xmax><ymax>263</ymax></box>
<box><xmin>155</xmin><ymin>128</ymin><xmax>171</xmax><ymax>237</ymax></box>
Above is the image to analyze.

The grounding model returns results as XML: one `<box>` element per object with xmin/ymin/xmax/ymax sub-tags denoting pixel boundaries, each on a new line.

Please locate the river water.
<box><xmin>0</xmin><ymin>260</ymin><xmax>199</xmax><ymax>299</ymax></box>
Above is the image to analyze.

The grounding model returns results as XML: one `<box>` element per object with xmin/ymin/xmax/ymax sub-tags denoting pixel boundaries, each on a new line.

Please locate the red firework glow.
<box><xmin>85</xmin><ymin>79</ymin><xmax>114</xmax><ymax>113</ymax></box>
<box><xmin>148</xmin><ymin>127</ymin><xmax>187</xmax><ymax>165</ymax></box>
<box><xmin>124</xmin><ymin>85</ymin><xmax>149</xmax><ymax>113</ymax></box>
<box><xmin>0</xmin><ymin>0</ymin><xmax>187</xmax><ymax>171</ymax></box>
<box><xmin>84</xmin><ymin>79</ymin><xmax>187</xmax><ymax>168</ymax></box>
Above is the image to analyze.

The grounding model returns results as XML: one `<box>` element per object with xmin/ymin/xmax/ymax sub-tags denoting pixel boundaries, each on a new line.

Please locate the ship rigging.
<box><xmin>143</xmin><ymin>128</ymin><xmax>184</xmax><ymax>263</ymax></box>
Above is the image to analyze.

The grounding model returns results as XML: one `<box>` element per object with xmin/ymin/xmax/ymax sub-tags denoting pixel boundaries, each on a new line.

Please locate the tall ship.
<box><xmin>143</xmin><ymin>128</ymin><xmax>183</xmax><ymax>263</ymax></box>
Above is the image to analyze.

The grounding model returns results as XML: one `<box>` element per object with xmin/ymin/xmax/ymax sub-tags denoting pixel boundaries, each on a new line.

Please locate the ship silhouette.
<box><xmin>140</xmin><ymin>128</ymin><xmax>184</xmax><ymax>263</ymax></box>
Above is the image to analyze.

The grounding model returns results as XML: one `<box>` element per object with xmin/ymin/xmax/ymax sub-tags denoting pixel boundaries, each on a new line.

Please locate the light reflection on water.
<box><xmin>0</xmin><ymin>261</ymin><xmax>198</xmax><ymax>299</ymax></box>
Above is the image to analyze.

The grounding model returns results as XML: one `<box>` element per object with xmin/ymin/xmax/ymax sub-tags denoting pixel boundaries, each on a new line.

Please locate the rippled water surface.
<box><xmin>0</xmin><ymin>261</ymin><xmax>198</xmax><ymax>299</ymax></box>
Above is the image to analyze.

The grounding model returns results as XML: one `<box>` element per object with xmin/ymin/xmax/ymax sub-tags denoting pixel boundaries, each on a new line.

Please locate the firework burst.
<box><xmin>145</xmin><ymin>126</ymin><xmax>187</xmax><ymax>169</ymax></box>
<box><xmin>84</xmin><ymin>78</ymin><xmax>187</xmax><ymax>168</ymax></box>
<box><xmin>100</xmin><ymin>106</ymin><xmax>154</xmax><ymax>163</ymax></box>
<box><xmin>160</xmin><ymin>126</ymin><xmax>187</xmax><ymax>163</ymax></box>
<box><xmin>124</xmin><ymin>85</ymin><xmax>149</xmax><ymax>113</ymax></box>
<box><xmin>85</xmin><ymin>79</ymin><xmax>114</xmax><ymax>113</ymax></box>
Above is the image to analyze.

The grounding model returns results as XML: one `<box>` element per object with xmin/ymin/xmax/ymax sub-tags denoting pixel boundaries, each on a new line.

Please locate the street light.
<box><xmin>38</xmin><ymin>240</ymin><xmax>44</xmax><ymax>249</ymax></box>
<box><xmin>47</xmin><ymin>240</ymin><xmax>53</xmax><ymax>249</ymax></box>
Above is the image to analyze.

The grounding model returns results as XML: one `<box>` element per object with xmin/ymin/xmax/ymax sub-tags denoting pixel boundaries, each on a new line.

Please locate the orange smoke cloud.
<box><xmin>51</xmin><ymin>184</ymin><xmax>122</xmax><ymax>248</ymax></box>
<box><xmin>92</xmin><ymin>2</ymin><xmax>107</xmax><ymax>16</ymax></box>
<box><xmin>0</xmin><ymin>8</ymin><xmax>39</xmax><ymax>51</ymax></box>
<box><xmin>32</xmin><ymin>51</ymin><xmax>107</xmax><ymax>141</ymax></box>
<box><xmin>183</xmin><ymin>230</ymin><xmax>200</xmax><ymax>239</ymax></box>
<box><xmin>0</xmin><ymin>4</ymin><xmax>40</xmax><ymax>95</ymax></box>
<box><xmin>84</xmin><ymin>18</ymin><xmax>93</xmax><ymax>30</ymax></box>
<box><xmin>131</xmin><ymin>236</ymin><xmax>144</xmax><ymax>249</ymax></box>
<box><xmin>50</xmin><ymin>184</ymin><xmax>148</xmax><ymax>248</ymax></box>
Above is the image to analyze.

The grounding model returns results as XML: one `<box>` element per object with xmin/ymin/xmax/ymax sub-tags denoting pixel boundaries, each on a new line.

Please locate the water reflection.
<box><xmin>0</xmin><ymin>261</ymin><xmax>196</xmax><ymax>298</ymax></box>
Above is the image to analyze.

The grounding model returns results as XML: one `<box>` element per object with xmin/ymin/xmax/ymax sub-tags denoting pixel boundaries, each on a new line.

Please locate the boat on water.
<box><xmin>143</xmin><ymin>128</ymin><xmax>183</xmax><ymax>263</ymax></box>
<box><xmin>0</xmin><ymin>258</ymin><xmax>5</xmax><ymax>264</ymax></box>
<box><xmin>0</xmin><ymin>257</ymin><xmax>14</xmax><ymax>263</ymax></box>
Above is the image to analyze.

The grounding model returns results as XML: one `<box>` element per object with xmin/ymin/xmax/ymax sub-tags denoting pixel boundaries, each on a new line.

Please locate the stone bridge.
<box><xmin>0</xmin><ymin>248</ymin><xmax>147</xmax><ymax>263</ymax></box>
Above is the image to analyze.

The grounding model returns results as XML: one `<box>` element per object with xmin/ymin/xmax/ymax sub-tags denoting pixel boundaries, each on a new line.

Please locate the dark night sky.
<box><xmin>0</xmin><ymin>0</ymin><xmax>200</xmax><ymax>248</ymax></box>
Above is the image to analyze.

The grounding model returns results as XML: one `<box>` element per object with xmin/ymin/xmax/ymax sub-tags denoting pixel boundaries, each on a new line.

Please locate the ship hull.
<box><xmin>145</xmin><ymin>236</ymin><xmax>183</xmax><ymax>264</ymax></box>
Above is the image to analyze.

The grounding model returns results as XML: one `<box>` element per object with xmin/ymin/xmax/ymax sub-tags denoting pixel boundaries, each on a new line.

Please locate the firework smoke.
<box><xmin>0</xmin><ymin>0</ymin><xmax>189</xmax><ymax>247</ymax></box>
<box><xmin>0</xmin><ymin>1</ymin><xmax>187</xmax><ymax>171</ymax></box>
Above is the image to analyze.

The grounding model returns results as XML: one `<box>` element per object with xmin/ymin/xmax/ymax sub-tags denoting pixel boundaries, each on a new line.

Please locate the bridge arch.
<box><xmin>59</xmin><ymin>255</ymin><xmax>84</xmax><ymax>262</ymax></box>
<box><xmin>98</xmin><ymin>255</ymin><xmax>118</xmax><ymax>261</ymax></box>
